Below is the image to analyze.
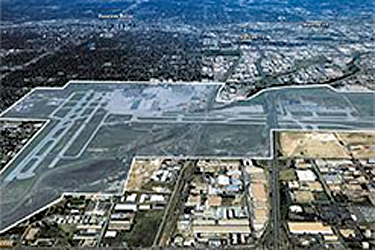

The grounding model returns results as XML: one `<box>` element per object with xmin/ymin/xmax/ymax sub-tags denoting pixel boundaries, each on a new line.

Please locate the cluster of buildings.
<box><xmin>216</xmin><ymin>41</ymin><xmax>359</xmax><ymax>102</ymax></box>
<box><xmin>201</xmin><ymin>33</ymin><xmax>238</xmax><ymax>53</ymax></box>
<box><xmin>0</xmin><ymin>194</ymin><xmax>115</xmax><ymax>248</ymax></box>
<box><xmin>278</xmin><ymin>62</ymin><xmax>344</xmax><ymax>86</ymax></box>
<box><xmin>125</xmin><ymin>158</ymin><xmax>183</xmax><ymax>194</ymax></box>
<box><xmin>227</xmin><ymin>49</ymin><xmax>260</xmax><ymax>84</ymax></box>
<box><xmin>202</xmin><ymin>55</ymin><xmax>236</xmax><ymax>81</ymax></box>
<box><xmin>260</xmin><ymin>50</ymin><xmax>294</xmax><ymax>76</ymax></box>
<box><xmin>100</xmin><ymin>190</ymin><xmax>169</xmax><ymax>247</ymax></box>
<box><xmin>340</xmin><ymin>52</ymin><xmax>375</xmax><ymax>91</ymax></box>
<box><xmin>301</xmin><ymin>21</ymin><xmax>330</xmax><ymax>28</ymax></box>
<box><xmin>172</xmin><ymin>159</ymin><xmax>269</xmax><ymax>248</ymax></box>
<box><xmin>206</xmin><ymin>19</ymin><xmax>375</xmax><ymax>103</ymax></box>
<box><xmin>246</xmin><ymin>161</ymin><xmax>269</xmax><ymax>238</ymax></box>
<box><xmin>0</xmin><ymin>157</ymin><xmax>272</xmax><ymax>248</ymax></box>
<box><xmin>201</xmin><ymin>32</ymin><xmax>239</xmax><ymax>82</ymax></box>
<box><xmin>173</xmin><ymin>160</ymin><xmax>250</xmax><ymax>247</ymax></box>
<box><xmin>316</xmin><ymin>159</ymin><xmax>375</xmax><ymax>204</ymax></box>
<box><xmin>101</xmin><ymin>158</ymin><xmax>184</xmax><ymax>247</ymax></box>
<box><xmin>4</xmin><ymin>146</ymin><xmax>374</xmax><ymax>249</ymax></box>
<box><xmin>0</xmin><ymin>120</ymin><xmax>44</xmax><ymax>171</ymax></box>
<box><xmin>0</xmin><ymin>158</ymin><xmax>186</xmax><ymax>248</ymax></box>
<box><xmin>282</xmin><ymin>158</ymin><xmax>375</xmax><ymax>249</ymax></box>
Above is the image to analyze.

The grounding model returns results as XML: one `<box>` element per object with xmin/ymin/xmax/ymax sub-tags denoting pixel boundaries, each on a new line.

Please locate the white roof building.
<box><xmin>217</xmin><ymin>175</ymin><xmax>230</xmax><ymax>186</ymax></box>
<box><xmin>290</xmin><ymin>205</ymin><xmax>303</xmax><ymax>213</ymax></box>
<box><xmin>296</xmin><ymin>169</ymin><xmax>316</xmax><ymax>182</ymax></box>
<box><xmin>150</xmin><ymin>194</ymin><xmax>165</xmax><ymax>202</ymax></box>
<box><xmin>114</xmin><ymin>203</ymin><xmax>137</xmax><ymax>212</ymax></box>
<box><xmin>104</xmin><ymin>231</ymin><xmax>117</xmax><ymax>238</ymax></box>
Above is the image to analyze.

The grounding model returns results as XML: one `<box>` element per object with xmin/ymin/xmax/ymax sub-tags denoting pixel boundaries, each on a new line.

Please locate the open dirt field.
<box><xmin>124</xmin><ymin>159</ymin><xmax>162</xmax><ymax>191</ymax></box>
<box><xmin>278</xmin><ymin>131</ymin><xmax>351</xmax><ymax>158</ymax></box>
<box><xmin>336</xmin><ymin>132</ymin><xmax>375</xmax><ymax>158</ymax></box>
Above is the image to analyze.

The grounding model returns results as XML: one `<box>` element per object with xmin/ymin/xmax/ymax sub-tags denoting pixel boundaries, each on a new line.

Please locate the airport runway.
<box><xmin>0</xmin><ymin>82</ymin><xmax>374</xmax><ymax>233</ymax></box>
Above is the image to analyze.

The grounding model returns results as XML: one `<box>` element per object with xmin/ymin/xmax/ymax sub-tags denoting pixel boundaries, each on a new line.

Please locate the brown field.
<box><xmin>124</xmin><ymin>158</ymin><xmax>162</xmax><ymax>191</ymax></box>
<box><xmin>336</xmin><ymin>132</ymin><xmax>375</xmax><ymax>158</ymax></box>
<box><xmin>279</xmin><ymin>131</ymin><xmax>350</xmax><ymax>159</ymax></box>
<box><xmin>336</xmin><ymin>132</ymin><xmax>375</xmax><ymax>145</ymax></box>
<box><xmin>350</xmin><ymin>146</ymin><xmax>375</xmax><ymax>158</ymax></box>
<box><xmin>279</xmin><ymin>131</ymin><xmax>375</xmax><ymax>159</ymax></box>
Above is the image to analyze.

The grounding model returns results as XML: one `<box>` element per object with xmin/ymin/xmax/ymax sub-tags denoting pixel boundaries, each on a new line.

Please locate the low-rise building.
<box><xmin>288</xmin><ymin>222</ymin><xmax>334</xmax><ymax>235</ymax></box>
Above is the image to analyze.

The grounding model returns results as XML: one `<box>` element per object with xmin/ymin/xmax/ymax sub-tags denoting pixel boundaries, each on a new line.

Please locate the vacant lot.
<box><xmin>336</xmin><ymin>132</ymin><xmax>375</xmax><ymax>158</ymax></box>
<box><xmin>125</xmin><ymin>158</ymin><xmax>162</xmax><ymax>191</ymax></box>
<box><xmin>278</xmin><ymin>131</ymin><xmax>351</xmax><ymax>158</ymax></box>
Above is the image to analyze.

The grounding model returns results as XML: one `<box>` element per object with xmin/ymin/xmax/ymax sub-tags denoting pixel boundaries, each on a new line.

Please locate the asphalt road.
<box><xmin>270</xmin><ymin>161</ymin><xmax>280</xmax><ymax>250</ymax></box>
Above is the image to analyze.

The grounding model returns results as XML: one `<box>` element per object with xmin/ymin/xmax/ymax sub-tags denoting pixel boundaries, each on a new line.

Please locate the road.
<box><xmin>265</xmin><ymin>90</ymin><xmax>281</xmax><ymax>249</ymax></box>
<box><xmin>270</xmin><ymin>161</ymin><xmax>280</xmax><ymax>250</ymax></box>
<box><xmin>311</xmin><ymin>160</ymin><xmax>349</xmax><ymax>248</ymax></box>
<box><xmin>153</xmin><ymin>161</ymin><xmax>193</xmax><ymax>246</ymax></box>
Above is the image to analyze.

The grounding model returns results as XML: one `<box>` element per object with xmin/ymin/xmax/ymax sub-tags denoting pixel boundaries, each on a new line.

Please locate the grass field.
<box><xmin>198</xmin><ymin>123</ymin><xmax>269</xmax><ymax>156</ymax></box>
<box><xmin>123</xmin><ymin>210</ymin><xmax>164</xmax><ymax>247</ymax></box>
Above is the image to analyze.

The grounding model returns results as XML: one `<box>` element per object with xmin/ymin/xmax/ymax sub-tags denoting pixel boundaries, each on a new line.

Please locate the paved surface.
<box><xmin>0</xmin><ymin>81</ymin><xmax>374</xmax><ymax>232</ymax></box>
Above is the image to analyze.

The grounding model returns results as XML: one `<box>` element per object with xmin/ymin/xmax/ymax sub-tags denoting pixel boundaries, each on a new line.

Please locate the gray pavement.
<box><xmin>0</xmin><ymin>82</ymin><xmax>374</xmax><ymax>233</ymax></box>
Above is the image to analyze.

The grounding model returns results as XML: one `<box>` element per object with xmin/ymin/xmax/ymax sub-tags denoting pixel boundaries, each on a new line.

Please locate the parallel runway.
<box><xmin>0</xmin><ymin>81</ymin><xmax>374</xmax><ymax>232</ymax></box>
